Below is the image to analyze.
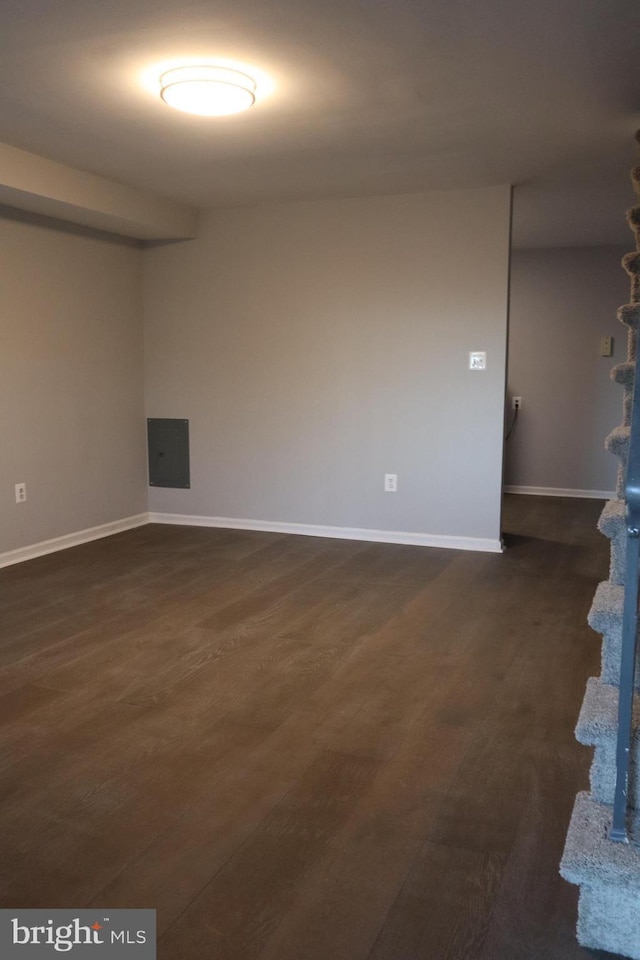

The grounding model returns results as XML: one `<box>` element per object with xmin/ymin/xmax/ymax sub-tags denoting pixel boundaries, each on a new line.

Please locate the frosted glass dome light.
<box><xmin>160</xmin><ymin>65</ymin><xmax>257</xmax><ymax>116</ymax></box>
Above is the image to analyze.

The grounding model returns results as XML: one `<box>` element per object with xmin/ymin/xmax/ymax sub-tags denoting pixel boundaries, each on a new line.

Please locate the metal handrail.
<box><xmin>611</xmin><ymin>347</ymin><xmax>640</xmax><ymax>842</ymax></box>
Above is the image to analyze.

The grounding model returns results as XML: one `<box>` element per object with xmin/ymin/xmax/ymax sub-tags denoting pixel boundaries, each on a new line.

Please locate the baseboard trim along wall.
<box><xmin>148</xmin><ymin>512</ymin><xmax>504</xmax><ymax>553</ymax></box>
<box><xmin>0</xmin><ymin>513</ymin><xmax>149</xmax><ymax>569</ymax></box>
<box><xmin>0</xmin><ymin>509</ymin><xmax>505</xmax><ymax>569</ymax></box>
<box><xmin>503</xmin><ymin>485</ymin><xmax>615</xmax><ymax>500</ymax></box>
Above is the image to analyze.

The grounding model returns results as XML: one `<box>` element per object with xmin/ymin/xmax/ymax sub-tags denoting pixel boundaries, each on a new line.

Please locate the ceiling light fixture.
<box><xmin>160</xmin><ymin>65</ymin><xmax>257</xmax><ymax>117</ymax></box>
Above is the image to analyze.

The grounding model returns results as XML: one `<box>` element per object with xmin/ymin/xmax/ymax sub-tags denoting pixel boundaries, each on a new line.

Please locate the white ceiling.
<box><xmin>1</xmin><ymin>0</ymin><xmax>639</xmax><ymax>246</ymax></box>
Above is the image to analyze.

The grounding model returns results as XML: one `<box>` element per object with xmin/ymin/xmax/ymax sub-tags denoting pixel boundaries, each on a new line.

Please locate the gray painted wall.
<box><xmin>505</xmin><ymin>245</ymin><xmax>631</xmax><ymax>494</ymax></box>
<box><xmin>144</xmin><ymin>187</ymin><xmax>512</xmax><ymax>543</ymax></box>
<box><xmin>0</xmin><ymin>210</ymin><xmax>147</xmax><ymax>553</ymax></box>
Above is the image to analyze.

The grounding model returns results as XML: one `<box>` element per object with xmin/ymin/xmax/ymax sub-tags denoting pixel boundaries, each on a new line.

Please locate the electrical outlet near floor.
<box><xmin>15</xmin><ymin>482</ymin><xmax>27</xmax><ymax>504</ymax></box>
<box><xmin>384</xmin><ymin>474</ymin><xmax>398</xmax><ymax>493</ymax></box>
<box><xmin>512</xmin><ymin>396</ymin><xmax>522</xmax><ymax>410</ymax></box>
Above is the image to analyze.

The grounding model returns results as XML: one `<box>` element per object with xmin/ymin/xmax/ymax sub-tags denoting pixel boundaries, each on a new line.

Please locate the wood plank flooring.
<box><xmin>0</xmin><ymin>495</ymin><xmax>617</xmax><ymax>958</ymax></box>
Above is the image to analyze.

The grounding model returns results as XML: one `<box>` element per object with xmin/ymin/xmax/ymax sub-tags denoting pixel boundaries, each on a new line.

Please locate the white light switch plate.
<box><xmin>600</xmin><ymin>336</ymin><xmax>613</xmax><ymax>357</ymax></box>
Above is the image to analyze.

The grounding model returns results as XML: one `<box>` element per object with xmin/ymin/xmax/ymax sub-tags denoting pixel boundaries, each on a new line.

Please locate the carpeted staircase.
<box><xmin>560</xmin><ymin>133</ymin><xmax>640</xmax><ymax>957</ymax></box>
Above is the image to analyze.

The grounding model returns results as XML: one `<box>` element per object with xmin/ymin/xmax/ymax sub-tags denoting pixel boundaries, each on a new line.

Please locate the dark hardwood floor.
<box><xmin>0</xmin><ymin>495</ymin><xmax>616</xmax><ymax>958</ymax></box>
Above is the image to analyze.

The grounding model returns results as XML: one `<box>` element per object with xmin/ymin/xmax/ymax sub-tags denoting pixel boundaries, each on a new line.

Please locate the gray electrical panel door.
<box><xmin>147</xmin><ymin>418</ymin><xmax>190</xmax><ymax>488</ymax></box>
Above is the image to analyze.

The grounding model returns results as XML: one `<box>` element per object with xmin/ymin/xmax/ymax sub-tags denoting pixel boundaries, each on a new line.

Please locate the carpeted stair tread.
<box><xmin>598</xmin><ymin>498</ymin><xmax>626</xmax><ymax>538</ymax></box>
<box><xmin>562</xmin><ymin>794</ymin><xmax>640</xmax><ymax>956</ymax></box>
<box><xmin>560</xmin><ymin>791</ymin><xmax>640</xmax><ymax>889</ymax></box>
<box><xmin>587</xmin><ymin>580</ymin><xmax>640</xmax><ymax>690</ymax></box>
<box><xmin>612</xmin><ymin>361</ymin><xmax>635</xmax><ymax>388</ymax></box>
<box><xmin>618</xmin><ymin>303</ymin><xmax>640</xmax><ymax>328</ymax></box>
<box><xmin>623</xmin><ymin>252</ymin><xmax>640</xmax><ymax>302</ymax></box>
<box><xmin>576</xmin><ymin>679</ymin><xmax>640</xmax><ymax>807</ymax></box>
<box><xmin>611</xmin><ymin>368</ymin><xmax>634</xmax><ymax>415</ymax></box>
<box><xmin>598</xmin><ymin>500</ymin><xmax>627</xmax><ymax>585</ymax></box>
<box><xmin>576</xmin><ymin>677</ymin><xmax>640</xmax><ymax>744</ymax></box>
<box><xmin>627</xmin><ymin>207</ymin><xmax>640</xmax><ymax>233</ymax></box>
<box><xmin>588</xmin><ymin>580</ymin><xmax>624</xmax><ymax>639</ymax></box>
<box><xmin>605</xmin><ymin>425</ymin><xmax>630</xmax><ymax>459</ymax></box>
<box><xmin>623</xmin><ymin>251</ymin><xmax>640</xmax><ymax>278</ymax></box>
<box><xmin>618</xmin><ymin>303</ymin><xmax>640</xmax><ymax>363</ymax></box>
<box><xmin>586</xmin><ymin>580</ymin><xmax>640</xmax><ymax>687</ymax></box>
<box><xmin>576</xmin><ymin>884</ymin><xmax>640</xmax><ymax>958</ymax></box>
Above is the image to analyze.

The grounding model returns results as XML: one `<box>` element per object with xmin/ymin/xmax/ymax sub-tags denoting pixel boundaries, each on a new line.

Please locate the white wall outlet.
<box><xmin>384</xmin><ymin>474</ymin><xmax>398</xmax><ymax>493</ymax></box>
<box><xmin>512</xmin><ymin>396</ymin><xmax>522</xmax><ymax>410</ymax></box>
<box><xmin>15</xmin><ymin>482</ymin><xmax>26</xmax><ymax>504</ymax></box>
<box><xmin>600</xmin><ymin>336</ymin><xmax>613</xmax><ymax>358</ymax></box>
<box><xmin>469</xmin><ymin>351</ymin><xmax>487</xmax><ymax>371</ymax></box>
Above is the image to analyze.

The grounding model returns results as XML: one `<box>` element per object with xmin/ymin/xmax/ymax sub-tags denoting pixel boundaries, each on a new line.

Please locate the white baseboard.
<box><xmin>0</xmin><ymin>509</ymin><xmax>505</xmax><ymax>569</ymax></box>
<box><xmin>147</xmin><ymin>512</ymin><xmax>503</xmax><ymax>553</ymax></box>
<box><xmin>0</xmin><ymin>514</ymin><xmax>150</xmax><ymax>569</ymax></box>
<box><xmin>503</xmin><ymin>485</ymin><xmax>615</xmax><ymax>500</ymax></box>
